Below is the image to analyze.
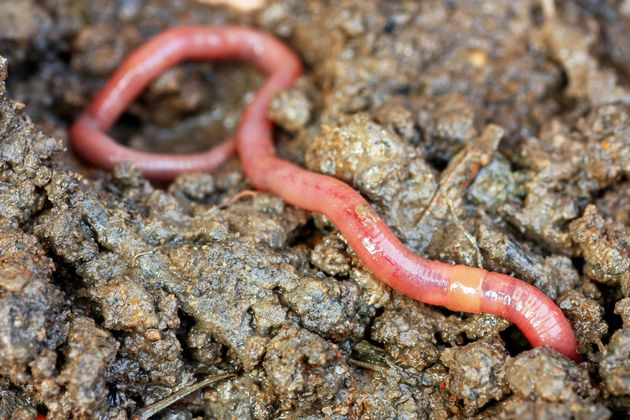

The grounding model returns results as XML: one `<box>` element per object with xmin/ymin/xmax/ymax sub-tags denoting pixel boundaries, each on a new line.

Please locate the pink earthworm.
<box><xmin>70</xmin><ymin>25</ymin><xmax>579</xmax><ymax>361</ymax></box>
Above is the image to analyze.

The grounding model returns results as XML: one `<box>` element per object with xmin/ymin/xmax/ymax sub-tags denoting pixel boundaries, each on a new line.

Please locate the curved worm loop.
<box><xmin>70</xmin><ymin>26</ymin><xmax>298</xmax><ymax>181</ymax></box>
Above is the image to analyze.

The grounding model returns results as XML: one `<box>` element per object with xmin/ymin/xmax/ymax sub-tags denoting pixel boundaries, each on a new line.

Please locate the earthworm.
<box><xmin>70</xmin><ymin>25</ymin><xmax>579</xmax><ymax>361</ymax></box>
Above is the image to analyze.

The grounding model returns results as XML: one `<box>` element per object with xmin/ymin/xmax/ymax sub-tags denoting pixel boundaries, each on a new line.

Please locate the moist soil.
<box><xmin>0</xmin><ymin>0</ymin><xmax>629</xmax><ymax>418</ymax></box>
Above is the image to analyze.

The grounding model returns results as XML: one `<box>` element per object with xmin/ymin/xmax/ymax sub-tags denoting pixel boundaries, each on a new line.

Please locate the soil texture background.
<box><xmin>0</xmin><ymin>0</ymin><xmax>628</xmax><ymax>418</ymax></box>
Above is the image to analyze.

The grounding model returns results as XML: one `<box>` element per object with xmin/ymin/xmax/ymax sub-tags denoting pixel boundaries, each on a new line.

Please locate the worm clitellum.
<box><xmin>70</xmin><ymin>25</ymin><xmax>580</xmax><ymax>361</ymax></box>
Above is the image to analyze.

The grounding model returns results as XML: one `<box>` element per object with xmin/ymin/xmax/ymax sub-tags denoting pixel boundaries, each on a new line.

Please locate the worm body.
<box><xmin>70</xmin><ymin>25</ymin><xmax>579</xmax><ymax>360</ymax></box>
<box><xmin>70</xmin><ymin>26</ymin><xmax>298</xmax><ymax>181</ymax></box>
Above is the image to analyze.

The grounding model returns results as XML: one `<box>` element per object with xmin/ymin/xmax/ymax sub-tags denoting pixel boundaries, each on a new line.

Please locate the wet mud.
<box><xmin>0</xmin><ymin>0</ymin><xmax>628</xmax><ymax>418</ymax></box>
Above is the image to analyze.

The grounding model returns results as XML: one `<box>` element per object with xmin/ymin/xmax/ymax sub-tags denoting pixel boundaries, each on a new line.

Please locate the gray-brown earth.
<box><xmin>0</xmin><ymin>0</ymin><xmax>628</xmax><ymax>418</ymax></box>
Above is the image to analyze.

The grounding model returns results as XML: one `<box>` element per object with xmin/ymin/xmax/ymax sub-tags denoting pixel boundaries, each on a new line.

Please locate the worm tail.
<box><xmin>261</xmin><ymin>162</ymin><xmax>580</xmax><ymax>361</ymax></box>
<box><xmin>446</xmin><ymin>267</ymin><xmax>579</xmax><ymax>360</ymax></box>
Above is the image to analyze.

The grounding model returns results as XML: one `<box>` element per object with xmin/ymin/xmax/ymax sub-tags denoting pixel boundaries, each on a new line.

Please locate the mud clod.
<box><xmin>262</xmin><ymin>324</ymin><xmax>352</xmax><ymax>414</ymax></box>
<box><xmin>570</xmin><ymin>204</ymin><xmax>630</xmax><ymax>286</ymax></box>
<box><xmin>441</xmin><ymin>337</ymin><xmax>509</xmax><ymax>415</ymax></box>
<box><xmin>371</xmin><ymin>297</ymin><xmax>442</xmax><ymax>371</ymax></box>
<box><xmin>506</xmin><ymin>347</ymin><xmax>598</xmax><ymax>403</ymax></box>
<box><xmin>305</xmin><ymin>113</ymin><xmax>437</xmax><ymax>251</ymax></box>
<box><xmin>0</xmin><ymin>228</ymin><xmax>64</xmax><ymax>383</ymax></box>
<box><xmin>56</xmin><ymin>317</ymin><xmax>119</xmax><ymax>418</ymax></box>
<box><xmin>269</xmin><ymin>87</ymin><xmax>312</xmax><ymax>133</ymax></box>
<box><xmin>557</xmin><ymin>289</ymin><xmax>608</xmax><ymax>355</ymax></box>
<box><xmin>600</xmin><ymin>327</ymin><xmax>630</xmax><ymax>402</ymax></box>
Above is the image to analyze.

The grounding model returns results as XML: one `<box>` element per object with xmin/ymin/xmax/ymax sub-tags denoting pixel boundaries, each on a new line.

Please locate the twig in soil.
<box><xmin>205</xmin><ymin>189</ymin><xmax>258</xmax><ymax>215</ymax></box>
<box><xmin>348</xmin><ymin>358</ymin><xmax>389</xmax><ymax>374</ymax></box>
<box><xmin>446</xmin><ymin>198</ymin><xmax>483</xmax><ymax>269</ymax></box>
<box><xmin>131</xmin><ymin>373</ymin><xmax>234</xmax><ymax>420</ymax></box>
<box><xmin>226</xmin><ymin>189</ymin><xmax>257</xmax><ymax>205</ymax></box>
<box><xmin>131</xmin><ymin>247</ymin><xmax>158</xmax><ymax>268</ymax></box>
<box><xmin>596</xmin><ymin>338</ymin><xmax>605</xmax><ymax>354</ymax></box>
